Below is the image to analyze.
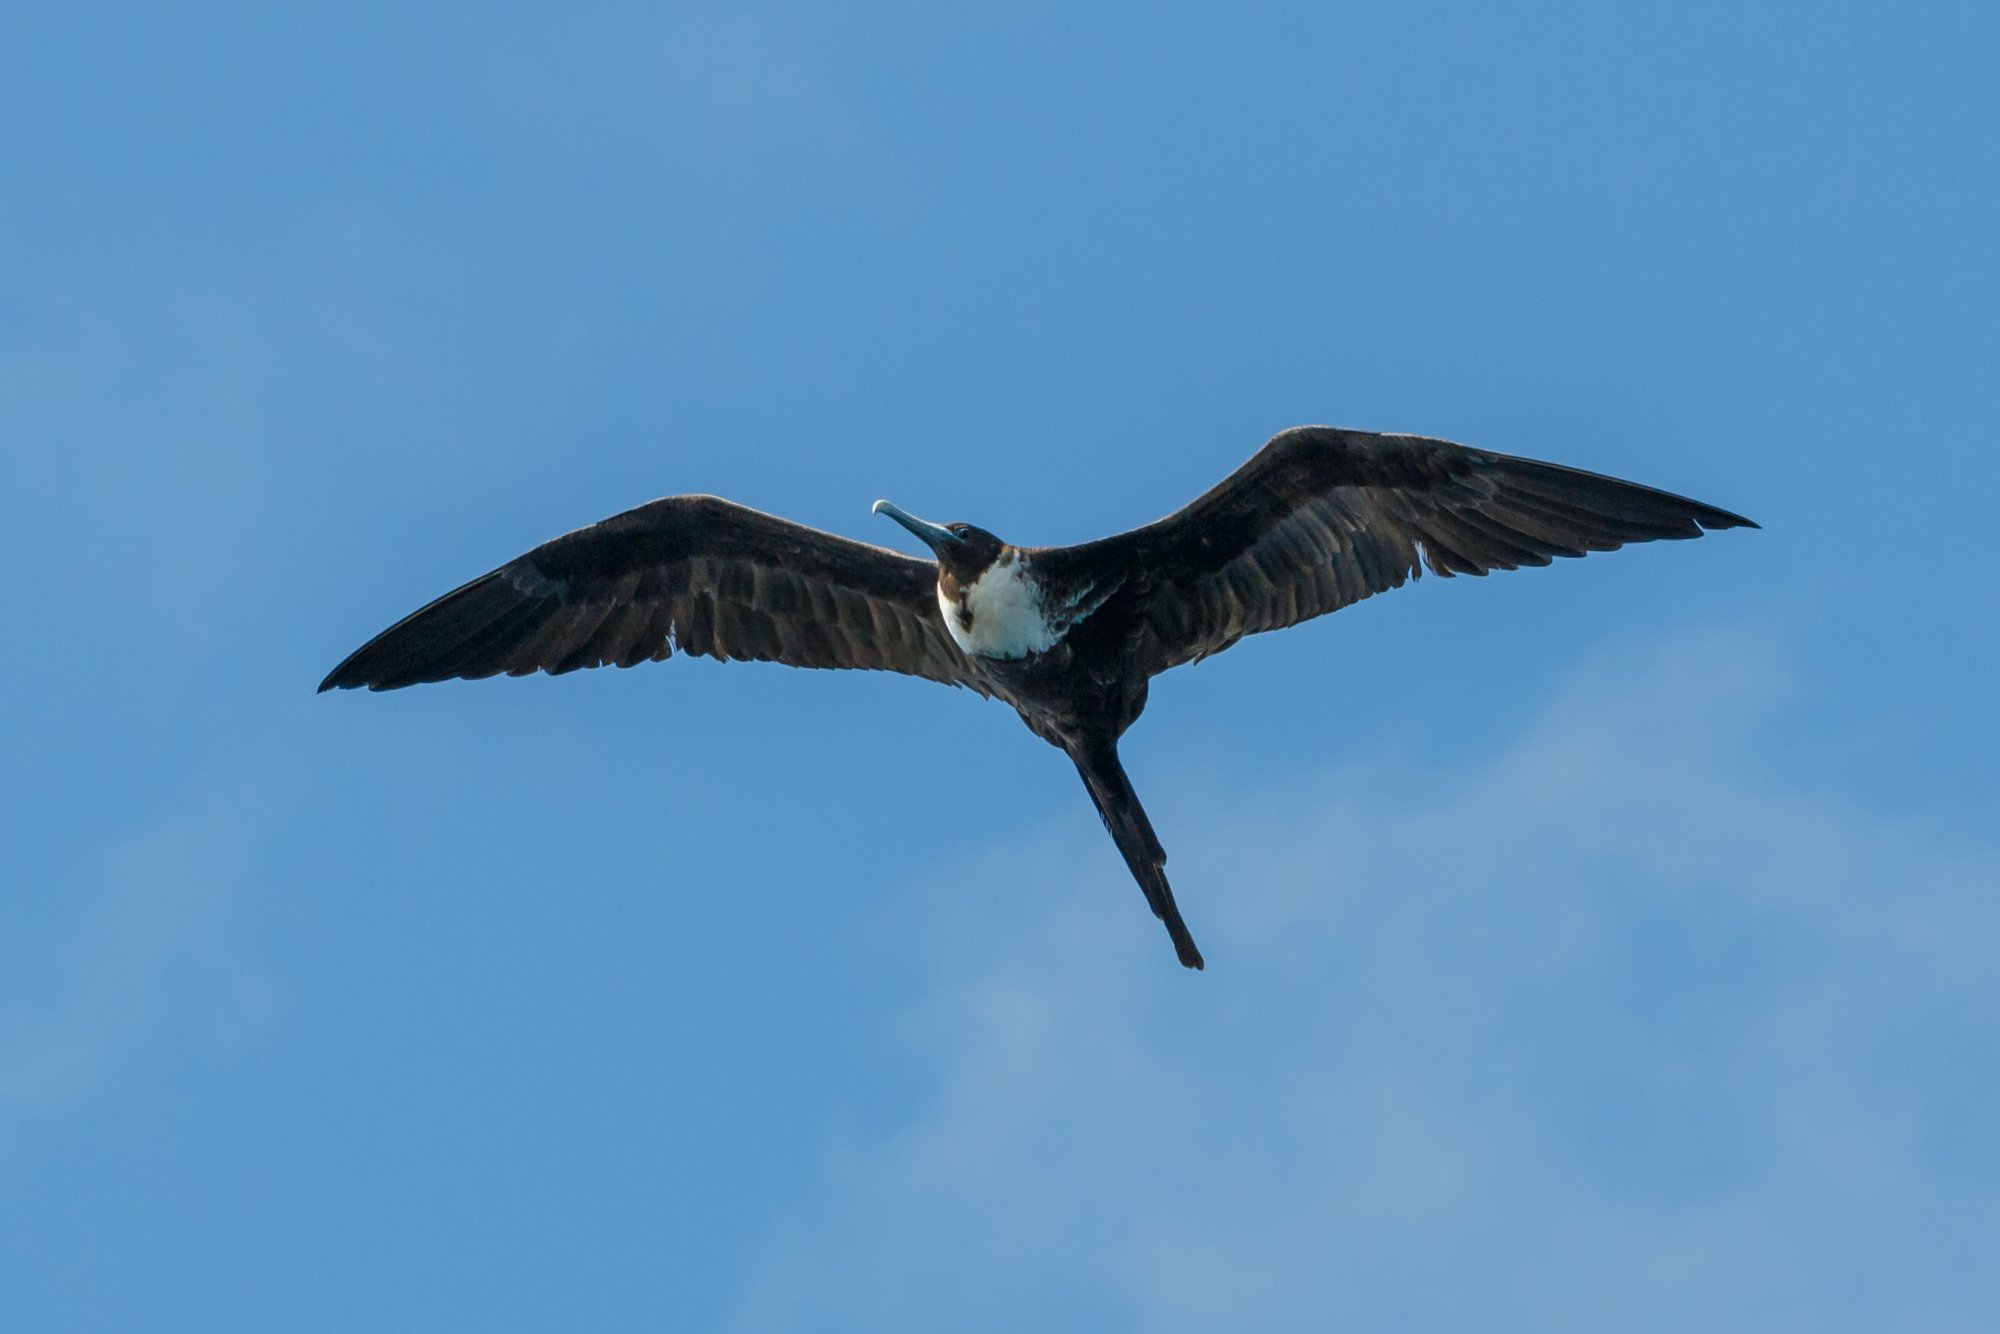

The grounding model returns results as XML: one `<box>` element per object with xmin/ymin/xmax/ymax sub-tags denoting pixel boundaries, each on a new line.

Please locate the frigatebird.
<box><xmin>321</xmin><ymin>426</ymin><xmax>1754</xmax><ymax>969</ymax></box>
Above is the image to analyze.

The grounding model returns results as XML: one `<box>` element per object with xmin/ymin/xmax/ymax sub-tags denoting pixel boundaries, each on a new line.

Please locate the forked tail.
<box><xmin>1070</xmin><ymin>744</ymin><xmax>1205</xmax><ymax>970</ymax></box>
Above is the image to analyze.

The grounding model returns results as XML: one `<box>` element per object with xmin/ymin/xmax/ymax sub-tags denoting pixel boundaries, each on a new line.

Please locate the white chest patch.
<box><xmin>940</xmin><ymin>556</ymin><xmax>1061</xmax><ymax>659</ymax></box>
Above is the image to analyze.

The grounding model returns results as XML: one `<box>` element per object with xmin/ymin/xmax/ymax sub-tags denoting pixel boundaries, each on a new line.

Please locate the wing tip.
<box><xmin>318</xmin><ymin>644</ymin><xmax>416</xmax><ymax>693</ymax></box>
<box><xmin>316</xmin><ymin>660</ymin><xmax>364</xmax><ymax>693</ymax></box>
<box><xmin>317</xmin><ymin>644</ymin><xmax>447</xmax><ymax>693</ymax></box>
<box><xmin>1699</xmin><ymin>507</ymin><xmax>1759</xmax><ymax>532</ymax></box>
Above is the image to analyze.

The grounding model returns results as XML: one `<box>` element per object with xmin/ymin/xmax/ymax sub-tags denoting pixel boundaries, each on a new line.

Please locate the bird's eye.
<box><xmin>950</xmin><ymin>525</ymin><xmax>969</xmax><ymax>536</ymax></box>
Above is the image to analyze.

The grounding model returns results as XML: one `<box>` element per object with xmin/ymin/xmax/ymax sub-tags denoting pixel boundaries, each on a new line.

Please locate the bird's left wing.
<box><xmin>320</xmin><ymin>495</ymin><xmax>986</xmax><ymax>693</ymax></box>
<box><xmin>1038</xmin><ymin>426</ymin><xmax>1756</xmax><ymax>676</ymax></box>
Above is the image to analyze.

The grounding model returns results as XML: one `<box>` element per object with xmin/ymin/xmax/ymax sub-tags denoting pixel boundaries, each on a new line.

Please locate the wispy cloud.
<box><xmin>730</xmin><ymin>633</ymin><xmax>2000</xmax><ymax>1333</ymax></box>
<box><xmin>0</xmin><ymin>804</ymin><xmax>268</xmax><ymax>1142</ymax></box>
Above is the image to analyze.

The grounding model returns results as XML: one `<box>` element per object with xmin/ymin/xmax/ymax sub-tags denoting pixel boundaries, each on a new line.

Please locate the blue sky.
<box><xmin>3</xmin><ymin>2</ymin><xmax>1996</xmax><ymax>1329</ymax></box>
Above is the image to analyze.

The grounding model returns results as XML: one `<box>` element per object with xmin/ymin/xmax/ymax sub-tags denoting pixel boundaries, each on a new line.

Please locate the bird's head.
<box><xmin>872</xmin><ymin>500</ymin><xmax>1006</xmax><ymax>586</ymax></box>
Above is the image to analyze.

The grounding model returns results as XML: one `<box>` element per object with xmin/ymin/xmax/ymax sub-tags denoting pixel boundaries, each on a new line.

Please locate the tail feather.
<box><xmin>1071</xmin><ymin>746</ymin><xmax>1205</xmax><ymax>970</ymax></box>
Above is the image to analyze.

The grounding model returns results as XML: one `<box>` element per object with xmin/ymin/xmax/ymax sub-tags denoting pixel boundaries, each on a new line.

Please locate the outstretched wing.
<box><xmin>320</xmin><ymin>495</ymin><xmax>984</xmax><ymax>693</ymax></box>
<box><xmin>1042</xmin><ymin>426</ymin><xmax>1756</xmax><ymax>676</ymax></box>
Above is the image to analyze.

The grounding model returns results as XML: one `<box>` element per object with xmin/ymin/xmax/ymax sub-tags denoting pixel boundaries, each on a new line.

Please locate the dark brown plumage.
<box><xmin>320</xmin><ymin>496</ymin><xmax>986</xmax><ymax>694</ymax></box>
<box><xmin>1039</xmin><ymin>427</ymin><xmax>1756</xmax><ymax>677</ymax></box>
<box><xmin>322</xmin><ymin>426</ymin><xmax>1756</xmax><ymax>970</ymax></box>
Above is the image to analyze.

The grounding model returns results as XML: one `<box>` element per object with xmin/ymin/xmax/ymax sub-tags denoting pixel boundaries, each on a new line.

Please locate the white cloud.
<box><xmin>729</xmin><ymin>633</ymin><xmax>2000</xmax><ymax>1333</ymax></box>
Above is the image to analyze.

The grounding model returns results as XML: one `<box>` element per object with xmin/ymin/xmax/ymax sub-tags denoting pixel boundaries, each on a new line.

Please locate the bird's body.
<box><xmin>321</xmin><ymin>426</ymin><xmax>1756</xmax><ymax>969</ymax></box>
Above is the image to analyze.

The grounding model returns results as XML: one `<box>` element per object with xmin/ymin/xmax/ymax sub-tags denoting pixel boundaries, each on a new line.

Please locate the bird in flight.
<box><xmin>321</xmin><ymin>426</ymin><xmax>1754</xmax><ymax>969</ymax></box>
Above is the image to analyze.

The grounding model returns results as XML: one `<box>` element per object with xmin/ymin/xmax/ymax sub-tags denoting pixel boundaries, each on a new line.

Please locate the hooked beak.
<box><xmin>872</xmin><ymin>499</ymin><xmax>960</xmax><ymax>553</ymax></box>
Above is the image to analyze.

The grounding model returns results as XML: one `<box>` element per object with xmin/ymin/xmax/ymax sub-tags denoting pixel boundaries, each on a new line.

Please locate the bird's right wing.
<box><xmin>1041</xmin><ymin>427</ymin><xmax>1755</xmax><ymax>676</ymax></box>
<box><xmin>320</xmin><ymin>495</ymin><xmax>986</xmax><ymax>693</ymax></box>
